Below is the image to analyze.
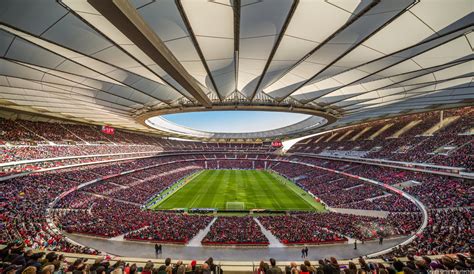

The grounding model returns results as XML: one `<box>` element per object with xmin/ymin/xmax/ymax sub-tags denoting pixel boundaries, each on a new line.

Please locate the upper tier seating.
<box><xmin>290</xmin><ymin>107</ymin><xmax>473</xmax><ymax>170</ymax></box>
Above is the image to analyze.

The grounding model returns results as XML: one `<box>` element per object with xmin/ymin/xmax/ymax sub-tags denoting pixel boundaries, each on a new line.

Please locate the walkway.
<box><xmin>66</xmin><ymin>233</ymin><xmax>409</xmax><ymax>261</ymax></box>
<box><xmin>253</xmin><ymin>218</ymin><xmax>285</xmax><ymax>248</ymax></box>
<box><xmin>187</xmin><ymin>217</ymin><xmax>217</xmax><ymax>247</ymax></box>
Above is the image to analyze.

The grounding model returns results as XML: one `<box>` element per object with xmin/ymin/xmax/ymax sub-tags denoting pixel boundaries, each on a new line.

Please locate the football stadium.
<box><xmin>0</xmin><ymin>0</ymin><xmax>472</xmax><ymax>273</ymax></box>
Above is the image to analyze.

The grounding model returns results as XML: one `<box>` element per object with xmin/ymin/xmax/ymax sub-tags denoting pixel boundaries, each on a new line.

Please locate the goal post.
<box><xmin>226</xmin><ymin>201</ymin><xmax>245</xmax><ymax>210</ymax></box>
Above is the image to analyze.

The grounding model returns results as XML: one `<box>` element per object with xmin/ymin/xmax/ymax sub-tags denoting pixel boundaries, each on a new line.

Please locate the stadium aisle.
<box><xmin>187</xmin><ymin>217</ymin><xmax>218</xmax><ymax>247</ymax></box>
<box><xmin>253</xmin><ymin>218</ymin><xmax>285</xmax><ymax>248</ymax></box>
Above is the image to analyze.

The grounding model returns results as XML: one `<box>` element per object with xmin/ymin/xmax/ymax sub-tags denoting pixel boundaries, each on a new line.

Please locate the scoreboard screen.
<box><xmin>101</xmin><ymin>125</ymin><xmax>115</xmax><ymax>135</ymax></box>
<box><xmin>271</xmin><ymin>139</ymin><xmax>283</xmax><ymax>148</ymax></box>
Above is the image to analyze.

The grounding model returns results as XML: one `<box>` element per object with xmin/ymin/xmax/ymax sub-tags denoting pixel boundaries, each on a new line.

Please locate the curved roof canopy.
<box><xmin>146</xmin><ymin>113</ymin><xmax>327</xmax><ymax>139</ymax></box>
<box><xmin>0</xmin><ymin>0</ymin><xmax>472</xmax><ymax>140</ymax></box>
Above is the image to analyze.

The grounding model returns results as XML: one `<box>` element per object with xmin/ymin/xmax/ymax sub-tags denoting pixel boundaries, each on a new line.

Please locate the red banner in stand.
<box><xmin>271</xmin><ymin>140</ymin><xmax>283</xmax><ymax>148</ymax></box>
<box><xmin>101</xmin><ymin>125</ymin><xmax>115</xmax><ymax>135</ymax></box>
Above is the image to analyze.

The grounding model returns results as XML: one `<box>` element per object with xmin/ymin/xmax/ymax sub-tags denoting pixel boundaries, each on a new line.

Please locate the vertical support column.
<box><xmin>439</xmin><ymin>110</ymin><xmax>444</xmax><ymax>131</ymax></box>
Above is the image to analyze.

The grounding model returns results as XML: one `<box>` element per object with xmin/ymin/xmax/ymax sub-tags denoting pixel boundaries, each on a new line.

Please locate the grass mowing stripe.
<box><xmin>263</xmin><ymin>171</ymin><xmax>306</xmax><ymax>210</ymax></box>
<box><xmin>148</xmin><ymin>170</ymin><xmax>204</xmax><ymax>209</ymax></box>
<box><xmin>193</xmin><ymin>170</ymin><xmax>219</xmax><ymax>208</ymax></box>
<box><xmin>256</xmin><ymin>171</ymin><xmax>280</xmax><ymax>209</ymax></box>
<box><xmin>198</xmin><ymin>170</ymin><xmax>220</xmax><ymax>208</ymax></box>
<box><xmin>270</xmin><ymin>171</ymin><xmax>326</xmax><ymax>211</ymax></box>
<box><xmin>155</xmin><ymin>169</ymin><xmax>325</xmax><ymax>212</ymax></box>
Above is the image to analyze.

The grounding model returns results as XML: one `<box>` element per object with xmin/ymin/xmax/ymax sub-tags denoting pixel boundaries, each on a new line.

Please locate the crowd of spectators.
<box><xmin>202</xmin><ymin>217</ymin><xmax>269</xmax><ymax>245</ymax></box>
<box><xmin>0</xmin><ymin>247</ymin><xmax>229</xmax><ymax>274</ymax></box>
<box><xmin>0</xmin><ymin>144</ymin><xmax>163</xmax><ymax>163</ymax></box>
<box><xmin>404</xmin><ymin>177</ymin><xmax>471</xmax><ymax>209</ymax></box>
<box><xmin>53</xmin><ymin>192</ymin><xmax>98</xmax><ymax>210</ymax></box>
<box><xmin>335</xmin><ymin>195</ymin><xmax>419</xmax><ymax>212</ymax></box>
<box><xmin>278</xmin><ymin>254</ymin><xmax>473</xmax><ymax>274</ymax></box>
<box><xmin>80</xmin><ymin>164</ymin><xmax>202</xmax><ymax>204</ymax></box>
<box><xmin>3</xmin><ymin>240</ymin><xmax>472</xmax><ymax>274</ymax></box>
<box><xmin>0</xmin><ymin>117</ymin><xmax>276</xmax><ymax>177</ymax></box>
<box><xmin>0</xmin><ymin>156</ymin><xmax>201</xmax><ymax>250</ymax></box>
<box><xmin>257</xmin><ymin>215</ymin><xmax>346</xmax><ymax>244</ymax></box>
<box><xmin>272</xmin><ymin>162</ymin><xmax>405</xmax><ymax>211</ymax></box>
<box><xmin>1</xmin><ymin>120</ymin><xmax>471</xmax><ymax>258</ymax></box>
<box><xmin>56</xmin><ymin>199</ymin><xmax>151</xmax><ymax>238</ymax></box>
<box><xmin>125</xmin><ymin>215</ymin><xmax>213</xmax><ymax>243</ymax></box>
<box><xmin>55</xmin><ymin>197</ymin><xmax>213</xmax><ymax>244</ymax></box>
<box><xmin>0</xmin><ymin>152</ymin><xmax>459</xmax><ymax>250</ymax></box>
<box><xmin>381</xmin><ymin>208</ymin><xmax>472</xmax><ymax>257</ymax></box>
<box><xmin>259</xmin><ymin>212</ymin><xmax>420</xmax><ymax>242</ymax></box>
<box><xmin>1</xmin><ymin>245</ymin><xmax>472</xmax><ymax>274</ymax></box>
<box><xmin>288</xmin><ymin>157</ymin><xmax>471</xmax><ymax>210</ymax></box>
<box><xmin>290</xmin><ymin>107</ymin><xmax>473</xmax><ymax>170</ymax></box>
<box><xmin>0</xmin><ymin>170</ymin><xmax>98</xmax><ymax>253</ymax></box>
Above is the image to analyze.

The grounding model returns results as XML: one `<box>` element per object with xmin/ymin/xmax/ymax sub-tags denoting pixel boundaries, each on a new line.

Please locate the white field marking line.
<box><xmin>152</xmin><ymin>170</ymin><xmax>204</xmax><ymax>208</ymax></box>
<box><xmin>189</xmin><ymin>170</ymin><xmax>219</xmax><ymax>208</ymax></box>
<box><xmin>257</xmin><ymin>171</ymin><xmax>283</xmax><ymax>209</ymax></box>
<box><xmin>185</xmin><ymin>173</ymin><xmax>210</xmax><ymax>209</ymax></box>
<box><xmin>269</xmin><ymin>171</ymin><xmax>316</xmax><ymax>210</ymax></box>
<box><xmin>153</xmin><ymin>170</ymin><xmax>204</xmax><ymax>205</ymax></box>
<box><xmin>188</xmin><ymin>191</ymin><xmax>201</xmax><ymax>208</ymax></box>
<box><xmin>263</xmin><ymin>172</ymin><xmax>285</xmax><ymax>209</ymax></box>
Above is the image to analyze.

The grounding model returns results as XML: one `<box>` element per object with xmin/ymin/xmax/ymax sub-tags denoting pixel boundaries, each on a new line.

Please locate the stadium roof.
<box><xmin>0</xmin><ymin>0</ymin><xmax>472</xmax><ymax>141</ymax></box>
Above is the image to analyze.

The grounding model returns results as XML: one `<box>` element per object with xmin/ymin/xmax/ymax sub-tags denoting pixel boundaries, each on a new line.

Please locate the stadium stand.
<box><xmin>289</xmin><ymin>107</ymin><xmax>473</xmax><ymax>170</ymax></box>
<box><xmin>0</xmin><ymin>245</ymin><xmax>472</xmax><ymax>273</ymax></box>
<box><xmin>202</xmin><ymin>217</ymin><xmax>269</xmax><ymax>245</ymax></box>
<box><xmin>1</xmin><ymin>0</ymin><xmax>473</xmax><ymax>269</ymax></box>
<box><xmin>0</xmin><ymin>107</ymin><xmax>472</xmax><ymax>269</ymax></box>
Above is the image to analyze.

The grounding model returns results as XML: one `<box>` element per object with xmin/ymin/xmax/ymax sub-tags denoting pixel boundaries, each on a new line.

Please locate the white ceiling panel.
<box><xmin>0</xmin><ymin>0</ymin><xmax>471</xmax><ymax>139</ymax></box>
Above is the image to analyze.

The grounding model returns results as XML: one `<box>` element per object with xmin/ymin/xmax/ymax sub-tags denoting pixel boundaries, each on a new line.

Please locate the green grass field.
<box><xmin>151</xmin><ymin>169</ymin><xmax>325</xmax><ymax>211</ymax></box>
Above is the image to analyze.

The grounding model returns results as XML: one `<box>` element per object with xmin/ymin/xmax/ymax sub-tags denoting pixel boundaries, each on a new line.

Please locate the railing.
<box><xmin>0</xmin><ymin>245</ymin><xmax>462</xmax><ymax>274</ymax></box>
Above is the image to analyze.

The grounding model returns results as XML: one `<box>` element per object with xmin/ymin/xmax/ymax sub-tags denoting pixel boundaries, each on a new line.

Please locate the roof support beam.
<box><xmin>87</xmin><ymin>0</ymin><xmax>212</xmax><ymax>107</ymax></box>
<box><xmin>305</xmin><ymin>26</ymin><xmax>473</xmax><ymax>105</ymax></box>
<box><xmin>233</xmin><ymin>0</ymin><xmax>241</xmax><ymax>96</ymax></box>
<box><xmin>175</xmin><ymin>0</ymin><xmax>222</xmax><ymax>102</ymax></box>
<box><xmin>261</xmin><ymin>0</ymin><xmax>380</xmax><ymax>102</ymax></box>
<box><xmin>249</xmin><ymin>0</ymin><xmax>299</xmax><ymax>102</ymax></box>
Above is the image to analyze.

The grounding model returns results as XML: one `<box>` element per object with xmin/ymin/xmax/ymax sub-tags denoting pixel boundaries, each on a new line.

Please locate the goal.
<box><xmin>226</xmin><ymin>201</ymin><xmax>245</xmax><ymax>210</ymax></box>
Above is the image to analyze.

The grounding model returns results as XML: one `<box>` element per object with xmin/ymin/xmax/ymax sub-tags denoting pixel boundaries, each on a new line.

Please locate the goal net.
<box><xmin>226</xmin><ymin>202</ymin><xmax>245</xmax><ymax>210</ymax></box>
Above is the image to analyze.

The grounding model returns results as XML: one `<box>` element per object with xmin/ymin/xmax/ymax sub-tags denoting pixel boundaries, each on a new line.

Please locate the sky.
<box><xmin>163</xmin><ymin>111</ymin><xmax>310</xmax><ymax>133</ymax></box>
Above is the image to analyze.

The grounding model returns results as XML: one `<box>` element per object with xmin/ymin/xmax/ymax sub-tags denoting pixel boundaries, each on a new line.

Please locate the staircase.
<box><xmin>390</xmin><ymin>120</ymin><xmax>421</xmax><ymax>138</ymax></box>
<box><xmin>422</xmin><ymin>116</ymin><xmax>459</xmax><ymax>136</ymax></box>
<box><xmin>253</xmin><ymin>218</ymin><xmax>285</xmax><ymax>248</ymax></box>
<box><xmin>186</xmin><ymin>217</ymin><xmax>217</xmax><ymax>247</ymax></box>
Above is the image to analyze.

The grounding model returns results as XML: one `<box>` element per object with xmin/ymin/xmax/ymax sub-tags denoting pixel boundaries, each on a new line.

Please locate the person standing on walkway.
<box><xmin>354</xmin><ymin>240</ymin><xmax>357</xmax><ymax>250</ymax></box>
<box><xmin>301</xmin><ymin>247</ymin><xmax>306</xmax><ymax>258</ymax></box>
<box><xmin>379</xmin><ymin>236</ymin><xmax>383</xmax><ymax>245</ymax></box>
<box><xmin>154</xmin><ymin>244</ymin><xmax>159</xmax><ymax>257</ymax></box>
<box><xmin>304</xmin><ymin>246</ymin><xmax>309</xmax><ymax>258</ymax></box>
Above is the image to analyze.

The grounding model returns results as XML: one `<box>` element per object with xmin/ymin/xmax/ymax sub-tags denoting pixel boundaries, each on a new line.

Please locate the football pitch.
<box><xmin>152</xmin><ymin>169</ymin><xmax>325</xmax><ymax>211</ymax></box>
